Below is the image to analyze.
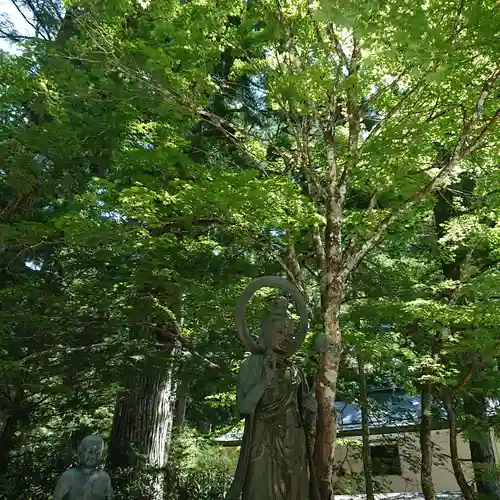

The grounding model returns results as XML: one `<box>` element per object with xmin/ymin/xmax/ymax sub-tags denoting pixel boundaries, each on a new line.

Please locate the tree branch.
<box><xmin>453</xmin><ymin>363</ymin><xmax>475</xmax><ymax>394</ymax></box>
<box><xmin>312</xmin><ymin>223</ymin><xmax>326</xmax><ymax>272</ymax></box>
<box><xmin>10</xmin><ymin>1</ymin><xmax>39</xmax><ymax>37</ymax></box>
<box><xmin>361</xmin><ymin>78</ymin><xmax>427</xmax><ymax>146</ymax></box>
<box><xmin>461</xmin><ymin>107</ymin><xmax>500</xmax><ymax>157</ymax></box>
<box><xmin>450</xmin><ymin>0</ymin><xmax>467</xmax><ymax>42</ymax></box>
<box><xmin>341</xmin><ymin>69</ymin><xmax>499</xmax><ymax>279</ymax></box>
<box><xmin>360</xmin><ymin>65</ymin><xmax>412</xmax><ymax>114</ymax></box>
<box><xmin>342</xmin><ymin>36</ymin><xmax>362</xmax><ymax>208</ymax></box>
<box><xmin>23</xmin><ymin>0</ymin><xmax>56</xmax><ymax>40</ymax></box>
<box><xmin>325</xmin><ymin>23</ymin><xmax>349</xmax><ymax>67</ymax></box>
<box><xmin>297</xmin><ymin>123</ymin><xmax>326</xmax><ymax>201</ymax></box>
<box><xmin>286</xmin><ymin>241</ymin><xmax>307</xmax><ymax>298</ymax></box>
<box><xmin>468</xmin><ymin>259</ymin><xmax>500</xmax><ymax>280</ymax></box>
<box><xmin>151</xmin><ymin>324</ymin><xmax>221</xmax><ymax>370</ymax></box>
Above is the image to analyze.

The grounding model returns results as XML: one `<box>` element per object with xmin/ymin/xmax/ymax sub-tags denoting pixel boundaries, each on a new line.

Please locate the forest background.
<box><xmin>0</xmin><ymin>0</ymin><xmax>499</xmax><ymax>499</ymax></box>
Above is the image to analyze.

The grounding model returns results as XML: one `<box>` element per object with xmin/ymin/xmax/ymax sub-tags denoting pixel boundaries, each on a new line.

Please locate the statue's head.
<box><xmin>77</xmin><ymin>435</ymin><xmax>104</xmax><ymax>469</ymax></box>
<box><xmin>270</xmin><ymin>297</ymin><xmax>290</xmax><ymax>316</ymax></box>
<box><xmin>236</xmin><ymin>277</ymin><xmax>309</xmax><ymax>357</ymax></box>
<box><xmin>260</xmin><ymin>297</ymin><xmax>295</xmax><ymax>355</ymax></box>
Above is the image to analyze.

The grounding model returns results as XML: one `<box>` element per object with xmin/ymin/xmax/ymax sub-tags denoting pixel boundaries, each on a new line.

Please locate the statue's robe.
<box><xmin>226</xmin><ymin>353</ymin><xmax>312</xmax><ymax>500</ymax></box>
<box><xmin>53</xmin><ymin>468</ymin><xmax>113</xmax><ymax>500</ymax></box>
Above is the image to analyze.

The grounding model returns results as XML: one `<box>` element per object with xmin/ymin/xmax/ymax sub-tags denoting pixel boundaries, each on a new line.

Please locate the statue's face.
<box><xmin>274</xmin><ymin>327</ymin><xmax>295</xmax><ymax>354</ymax></box>
<box><xmin>260</xmin><ymin>297</ymin><xmax>296</xmax><ymax>355</ymax></box>
<box><xmin>271</xmin><ymin>298</ymin><xmax>289</xmax><ymax>316</ymax></box>
<box><xmin>268</xmin><ymin>299</ymin><xmax>295</xmax><ymax>354</ymax></box>
<box><xmin>78</xmin><ymin>436</ymin><xmax>104</xmax><ymax>469</ymax></box>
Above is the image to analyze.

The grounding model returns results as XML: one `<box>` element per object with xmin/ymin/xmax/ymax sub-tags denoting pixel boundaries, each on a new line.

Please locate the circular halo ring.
<box><xmin>235</xmin><ymin>276</ymin><xmax>309</xmax><ymax>355</ymax></box>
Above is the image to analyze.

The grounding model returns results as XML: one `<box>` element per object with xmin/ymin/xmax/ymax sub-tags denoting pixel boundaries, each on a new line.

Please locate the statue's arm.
<box><xmin>236</xmin><ymin>355</ymin><xmax>273</xmax><ymax>416</ymax></box>
<box><xmin>92</xmin><ymin>470</ymin><xmax>113</xmax><ymax>499</ymax></box>
<box><xmin>52</xmin><ymin>470</ymin><xmax>73</xmax><ymax>500</ymax></box>
<box><xmin>238</xmin><ymin>380</ymin><xmax>269</xmax><ymax>416</ymax></box>
<box><xmin>104</xmin><ymin>472</ymin><xmax>114</xmax><ymax>500</ymax></box>
<box><xmin>299</xmin><ymin>371</ymin><xmax>317</xmax><ymax>421</ymax></box>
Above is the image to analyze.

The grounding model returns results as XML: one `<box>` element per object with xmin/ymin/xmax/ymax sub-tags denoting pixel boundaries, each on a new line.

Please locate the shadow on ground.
<box><xmin>336</xmin><ymin>492</ymin><xmax>463</xmax><ymax>500</ymax></box>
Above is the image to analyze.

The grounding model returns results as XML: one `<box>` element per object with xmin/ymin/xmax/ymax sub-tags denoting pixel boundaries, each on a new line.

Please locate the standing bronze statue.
<box><xmin>226</xmin><ymin>276</ymin><xmax>319</xmax><ymax>500</ymax></box>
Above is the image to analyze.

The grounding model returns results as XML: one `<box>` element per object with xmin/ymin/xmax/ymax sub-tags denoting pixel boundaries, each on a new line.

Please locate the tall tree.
<box><xmin>218</xmin><ymin>2</ymin><xmax>500</xmax><ymax>496</ymax></box>
<box><xmin>1</xmin><ymin>2</ymin><xmax>499</xmax><ymax>500</ymax></box>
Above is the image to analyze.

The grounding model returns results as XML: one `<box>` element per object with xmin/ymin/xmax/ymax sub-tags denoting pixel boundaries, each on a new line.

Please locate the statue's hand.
<box><xmin>301</xmin><ymin>395</ymin><xmax>317</xmax><ymax>414</ymax></box>
<box><xmin>301</xmin><ymin>395</ymin><xmax>317</xmax><ymax>431</ymax></box>
<box><xmin>264</xmin><ymin>362</ymin><xmax>275</xmax><ymax>387</ymax></box>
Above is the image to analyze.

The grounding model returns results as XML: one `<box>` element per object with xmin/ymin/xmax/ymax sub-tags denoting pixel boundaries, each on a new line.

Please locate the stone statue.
<box><xmin>53</xmin><ymin>435</ymin><xmax>113</xmax><ymax>500</ymax></box>
<box><xmin>226</xmin><ymin>276</ymin><xmax>319</xmax><ymax>500</ymax></box>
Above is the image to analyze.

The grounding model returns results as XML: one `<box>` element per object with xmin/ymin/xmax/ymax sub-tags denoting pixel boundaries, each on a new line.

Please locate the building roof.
<box><xmin>215</xmin><ymin>388</ymin><xmax>443</xmax><ymax>446</ymax></box>
<box><xmin>337</xmin><ymin>388</ymin><xmax>429</xmax><ymax>434</ymax></box>
<box><xmin>215</xmin><ymin>388</ymin><xmax>500</xmax><ymax>446</ymax></box>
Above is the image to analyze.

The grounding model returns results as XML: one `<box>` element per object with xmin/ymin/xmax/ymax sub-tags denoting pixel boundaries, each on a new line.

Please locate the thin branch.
<box><xmin>439</xmin><ymin>453</ymin><xmax>473</xmax><ymax>463</ymax></box>
<box><xmin>461</xmin><ymin>107</ymin><xmax>500</xmax><ymax>157</ymax></box>
<box><xmin>151</xmin><ymin>324</ymin><xmax>221</xmax><ymax>370</ymax></box>
<box><xmin>342</xmin><ymin>36</ymin><xmax>362</xmax><ymax>208</ymax></box>
<box><xmin>0</xmin><ymin>29</ymin><xmax>38</xmax><ymax>42</ymax></box>
<box><xmin>23</xmin><ymin>0</ymin><xmax>55</xmax><ymax>40</ymax></box>
<box><xmin>427</xmin><ymin>108</ymin><xmax>457</xmax><ymax>123</ymax></box>
<box><xmin>454</xmin><ymin>363</ymin><xmax>475</xmax><ymax>393</ymax></box>
<box><xmin>17</xmin><ymin>333</ymin><xmax>222</xmax><ymax>372</ymax></box>
<box><xmin>286</xmin><ymin>242</ymin><xmax>307</xmax><ymax>297</ymax></box>
<box><xmin>304</xmin><ymin>263</ymin><xmax>319</xmax><ymax>280</ymax></box>
<box><xmin>325</xmin><ymin>23</ymin><xmax>349</xmax><ymax>67</ymax></box>
<box><xmin>311</xmin><ymin>224</ymin><xmax>326</xmax><ymax>272</ymax></box>
<box><xmin>242</xmin><ymin>233</ymin><xmax>301</xmax><ymax>288</ymax></box>
<box><xmin>361</xmin><ymin>79</ymin><xmax>427</xmax><ymax>146</ymax></box>
<box><xmin>468</xmin><ymin>260</ymin><xmax>500</xmax><ymax>280</ymax></box>
<box><xmin>148</xmin><ymin>300</ymin><xmax>220</xmax><ymax>367</ymax></box>
<box><xmin>18</xmin><ymin>342</ymin><xmax>115</xmax><ymax>364</ymax></box>
<box><xmin>276</xmin><ymin>254</ymin><xmax>301</xmax><ymax>287</ymax></box>
<box><xmin>360</xmin><ymin>66</ymin><xmax>412</xmax><ymax>114</ymax></box>
<box><xmin>10</xmin><ymin>1</ymin><xmax>39</xmax><ymax>37</ymax></box>
<box><xmin>341</xmin><ymin>69</ymin><xmax>499</xmax><ymax>280</ymax></box>
<box><xmin>296</xmin><ymin>125</ymin><xmax>325</xmax><ymax>201</ymax></box>
<box><xmin>450</xmin><ymin>0</ymin><xmax>467</xmax><ymax>42</ymax></box>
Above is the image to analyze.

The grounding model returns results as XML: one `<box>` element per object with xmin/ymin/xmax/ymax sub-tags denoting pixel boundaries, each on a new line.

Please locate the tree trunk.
<box><xmin>432</xmin><ymin>153</ymin><xmax>500</xmax><ymax>499</ymax></box>
<box><xmin>420</xmin><ymin>383</ymin><xmax>436</xmax><ymax>500</ymax></box>
<box><xmin>0</xmin><ymin>388</ymin><xmax>25</xmax><ymax>475</ymax></box>
<box><xmin>442</xmin><ymin>392</ymin><xmax>475</xmax><ymax>500</ymax></box>
<box><xmin>464</xmin><ymin>395</ymin><xmax>500</xmax><ymax>500</ymax></box>
<box><xmin>173</xmin><ymin>379</ymin><xmax>188</xmax><ymax>431</ymax></box>
<box><xmin>314</xmin><ymin>287</ymin><xmax>342</xmax><ymax>500</ymax></box>
<box><xmin>108</xmin><ymin>368</ymin><xmax>176</xmax><ymax>500</ymax></box>
<box><xmin>358</xmin><ymin>352</ymin><xmax>375</xmax><ymax>500</ymax></box>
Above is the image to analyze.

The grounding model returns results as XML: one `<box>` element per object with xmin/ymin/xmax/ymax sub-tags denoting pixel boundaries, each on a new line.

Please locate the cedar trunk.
<box><xmin>420</xmin><ymin>383</ymin><xmax>436</xmax><ymax>500</ymax></box>
<box><xmin>464</xmin><ymin>395</ymin><xmax>500</xmax><ymax>499</ymax></box>
<box><xmin>173</xmin><ymin>379</ymin><xmax>188</xmax><ymax>431</ymax></box>
<box><xmin>442</xmin><ymin>393</ymin><xmax>474</xmax><ymax>500</ymax></box>
<box><xmin>358</xmin><ymin>353</ymin><xmax>375</xmax><ymax>500</ymax></box>
<box><xmin>108</xmin><ymin>368</ymin><xmax>176</xmax><ymax>499</ymax></box>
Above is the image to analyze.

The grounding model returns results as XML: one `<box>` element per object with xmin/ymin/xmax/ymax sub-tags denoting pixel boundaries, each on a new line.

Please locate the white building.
<box><xmin>216</xmin><ymin>388</ymin><xmax>500</xmax><ymax>496</ymax></box>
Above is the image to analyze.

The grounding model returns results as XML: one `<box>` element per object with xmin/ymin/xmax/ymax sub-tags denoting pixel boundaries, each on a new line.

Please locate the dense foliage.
<box><xmin>0</xmin><ymin>0</ymin><xmax>499</xmax><ymax>499</ymax></box>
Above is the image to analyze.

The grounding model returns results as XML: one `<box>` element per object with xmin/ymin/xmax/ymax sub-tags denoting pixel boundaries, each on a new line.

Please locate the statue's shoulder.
<box><xmin>92</xmin><ymin>470</ymin><xmax>111</xmax><ymax>480</ymax></box>
<box><xmin>238</xmin><ymin>353</ymin><xmax>265</xmax><ymax>383</ymax></box>
<box><xmin>59</xmin><ymin>468</ymin><xmax>79</xmax><ymax>482</ymax></box>
<box><xmin>53</xmin><ymin>468</ymin><xmax>79</xmax><ymax>499</ymax></box>
<box><xmin>240</xmin><ymin>353</ymin><xmax>265</xmax><ymax>371</ymax></box>
<box><xmin>88</xmin><ymin>469</ymin><xmax>113</xmax><ymax>496</ymax></box>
